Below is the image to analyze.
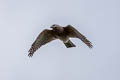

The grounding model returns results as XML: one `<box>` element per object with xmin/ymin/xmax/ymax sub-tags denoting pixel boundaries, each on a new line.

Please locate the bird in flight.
<box><xmin>28</xmin><ymin>24</ymin><xmax>93</xmax><ymax>57</ymax></box>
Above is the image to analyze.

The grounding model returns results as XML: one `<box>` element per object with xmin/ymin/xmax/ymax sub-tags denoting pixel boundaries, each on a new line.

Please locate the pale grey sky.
<box><xmin>0</xmin><ymin>0</ymin><xmax>120</xmax><ymax>80</ymax></box>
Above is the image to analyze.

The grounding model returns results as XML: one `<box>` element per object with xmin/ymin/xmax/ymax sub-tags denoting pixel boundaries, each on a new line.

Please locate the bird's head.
<box><xmin>50</xmin><ymin>24</ymin><xmax>64</xmax><ymax>32</ymax></box>
<box><xmin>50</xmin><ymin>24</ymin><xmax>60</xmax><ymax>29</ymax></box>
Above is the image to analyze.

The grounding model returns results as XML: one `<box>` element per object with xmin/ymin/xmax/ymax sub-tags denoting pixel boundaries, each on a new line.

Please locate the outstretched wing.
<box><xmin>28</xmin><ymin>29</ymin><xmax>56</xmax><ymax>57</ymax></box>
<box><xmin>64</xmin><ymin>25</ymin><xmax>93</xmax><ymax>48</ymax></box>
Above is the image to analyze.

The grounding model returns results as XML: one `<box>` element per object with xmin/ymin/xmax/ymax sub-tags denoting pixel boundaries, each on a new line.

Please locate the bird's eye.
<box><xmin>52</xmin><ymin>24</ymin><xmax>55</xmax><ymax>26</ymax></box>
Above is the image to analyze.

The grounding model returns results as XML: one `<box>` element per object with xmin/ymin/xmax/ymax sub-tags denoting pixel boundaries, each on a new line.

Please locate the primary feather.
<box><xmin>28</xmin><ymin>29</ymin><xmax>56</xmax><ymax>57</ymax></box>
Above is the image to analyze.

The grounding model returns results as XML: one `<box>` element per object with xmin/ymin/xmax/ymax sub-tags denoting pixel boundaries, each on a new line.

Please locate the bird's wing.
<box><xmin>64</xmin><ymin>25</ymin><xmax>93</xmax><ymax>48</ymax></box>
<box><xmin>28</xmin><ymin>29</ymin><xmax>57</xmax><ymax>57</ymax></box>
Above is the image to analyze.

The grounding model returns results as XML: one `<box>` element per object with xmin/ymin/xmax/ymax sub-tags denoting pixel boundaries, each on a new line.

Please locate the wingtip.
<box><xmin>28</xmin><ymin>47</ymin><xmax>34</xmax><ymax>57</ymax></box>
<box><xmin>88</xmin><ymin>43</ymin><xmax>93</xmax><ymax>49</ymax></box>
<box><xmin>86</xmin><ymin>41</ymin><xmax>93</xmax><ymax>49</ymax></box>
<box><xmin>89</xmin><ymin>45</ymin><xmax>93</xmax><ymax>49</ymax></box>
<box><xmin>28</xmin><ymin>53</ymin><xmax>33</xmax><ymax>57</ymax></box>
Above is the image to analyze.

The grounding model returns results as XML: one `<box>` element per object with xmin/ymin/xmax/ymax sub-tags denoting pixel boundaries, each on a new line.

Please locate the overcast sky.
<box><xmin>0</xmin><ymin>0</ymin><xmax>120</xmax><ymax>80</ymax></box>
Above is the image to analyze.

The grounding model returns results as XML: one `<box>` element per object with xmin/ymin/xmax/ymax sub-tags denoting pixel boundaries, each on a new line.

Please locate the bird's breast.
<box><xmin>53</xmin><ymin>30</ymin><xmax>69</xmax><ymax>42</ymax></box>
<box><xmin>56</xmin><ymin>34</ymin><xmax>69</xmax><ymax>42</ymax></box>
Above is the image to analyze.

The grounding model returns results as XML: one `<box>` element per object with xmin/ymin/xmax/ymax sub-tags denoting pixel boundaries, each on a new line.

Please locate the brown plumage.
<box><xmin>28</xmin><ymin>24</ymin><xmax>93</xmax><ymax>57</ymax></box>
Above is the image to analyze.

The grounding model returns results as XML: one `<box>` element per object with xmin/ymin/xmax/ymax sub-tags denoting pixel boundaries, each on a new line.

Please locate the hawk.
<box><xmin>28</xmin><ymin>24</ymin><xmax>93</xmax><ymax>57</ymax></box>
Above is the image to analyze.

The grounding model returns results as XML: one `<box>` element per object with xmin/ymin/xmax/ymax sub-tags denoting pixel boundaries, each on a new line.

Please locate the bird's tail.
<box><xmin>64</xmin><ymin>40</ymin><xmax>76</xmax><ymax>48</ymax></box>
